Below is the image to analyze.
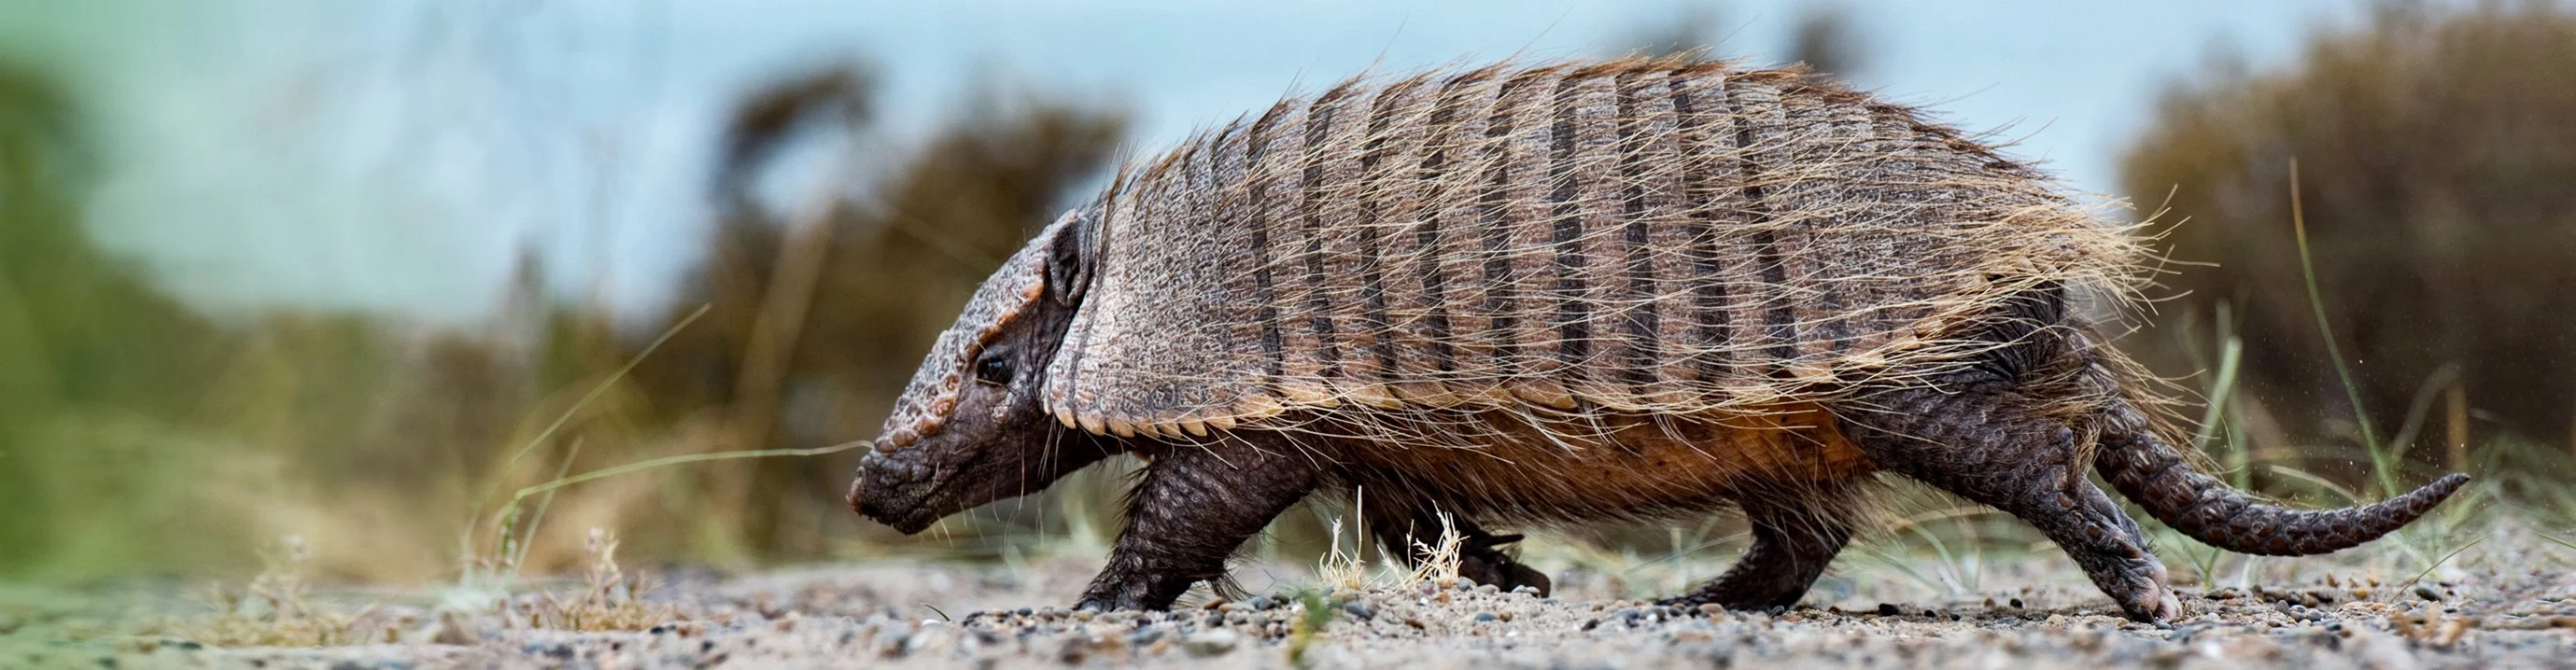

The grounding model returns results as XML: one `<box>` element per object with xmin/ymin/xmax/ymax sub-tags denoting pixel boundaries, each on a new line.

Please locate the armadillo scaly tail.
<box><xmin>2091</xmin><ymin>394</ymin><xmax>2470</xmax><ymax>556</ymax></box>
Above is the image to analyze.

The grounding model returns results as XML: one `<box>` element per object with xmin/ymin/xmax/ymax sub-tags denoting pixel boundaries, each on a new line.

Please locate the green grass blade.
<box><xmin>2287</xmin><ymin>161</ymin><xmax>2391</xmax><ymax>497</ymax></box>
<box><xmin>2190</xmin><ymin>336</ymin><xmax>2244</xmax><ymax>454</ymax></box>
<box><xmin>505</xmin><ymin>437</ymin><xmax>587</xmax><ymax>578</ymax></box>
<box><xmin>2386</xmin><ymin>364</ymin><xmax>2464</xmax><ymax>468</ymax></box>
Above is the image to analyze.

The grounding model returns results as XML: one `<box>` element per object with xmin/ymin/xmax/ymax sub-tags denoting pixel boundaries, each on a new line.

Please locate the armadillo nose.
<box><xmin>850</xmin><ymin>449</ymin><xmax>932</xmax><ymax>521</ymax></box>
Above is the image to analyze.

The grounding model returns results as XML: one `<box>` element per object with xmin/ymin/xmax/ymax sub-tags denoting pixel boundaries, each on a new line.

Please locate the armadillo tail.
<box><xmin>2092</xmin><ymin>401</ymin><xmax>2470</xmax><ymax>556</ymax></box>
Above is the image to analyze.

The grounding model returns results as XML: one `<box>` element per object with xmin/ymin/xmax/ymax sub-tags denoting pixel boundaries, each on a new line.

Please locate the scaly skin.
<box><xmin>2090</xmin><ymin>384</ymin><xmax>2471</xmax><ymax>556</ymax></box>
<box><xmin>1838</xmin><ymin>377</ymin><xmax>2180</xmax><ymax>621</ymax></box>
<box><xmin>1659</xmin><ymin>486</ymin><xmax>1857</xmax><ymax>611</ymax></box>
<box><xmin>1074</xmin><ymin>437</ymin><xmax>1319</xmax><ymax>611</ymax></box>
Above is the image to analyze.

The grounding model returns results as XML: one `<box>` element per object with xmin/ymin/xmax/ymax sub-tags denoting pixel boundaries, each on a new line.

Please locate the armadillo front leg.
<box><xmin>1074</xmin><ymin>438</ymin><xmax>1318</xmax><ymax>611</ymax></box>
<box><xmin>1839</xmin><ymin>382</ymin><xmax>2181</xmax><ymax>622</ymax></box>
<box><xmin>1357</xmin><ymin>488</ymin><xmax>1552</xmax><ymax>595</ymax></box>
<box><xmin>1660</xmin><ymin>491</ymin><xmax>1855</xmax><ymax>611</ymax></box>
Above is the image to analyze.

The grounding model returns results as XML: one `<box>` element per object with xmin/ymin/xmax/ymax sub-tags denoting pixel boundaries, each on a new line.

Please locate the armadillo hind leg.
<box><xmin>1658</xmin><ymin>486</ymin><xmax>1858</xmax><ymax>612</ymax></box>
<box><xmin>1839</xmin><ymin>382</ymin><xmax>2182</xmax><ymax>622</ymax></box>
<box><xmin>1356</xmin><ymin>486</ymin><xmax>1550</xmax><ymax>596</ymax></box>
<box><xmin>1074</xmin><ymin>437</ymin><xmax>1319</xmax><ymax>611</ymax></box>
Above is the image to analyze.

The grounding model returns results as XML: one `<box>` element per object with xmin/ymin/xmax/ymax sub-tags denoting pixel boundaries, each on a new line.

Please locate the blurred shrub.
<box><xmin>0</xmin><ymin>63</ymin><xmax>246</xmax><ymax>575</ymax></box>
<box><xmin>2121</xmin><ymin>0</ymin><xmax>2576</xmax><ymax>463</ymax></box>
<box><xmin>0</xmin><ymin>56</ymin><xmax>1125</xmax><ymax>581</ymax></box>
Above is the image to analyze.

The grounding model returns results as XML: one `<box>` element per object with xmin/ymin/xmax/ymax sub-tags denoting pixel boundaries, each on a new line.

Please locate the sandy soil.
<box><xmin>21</xmin><ymin>533</ymin><xmax>2576</xmax><ymax>669</ymax></box>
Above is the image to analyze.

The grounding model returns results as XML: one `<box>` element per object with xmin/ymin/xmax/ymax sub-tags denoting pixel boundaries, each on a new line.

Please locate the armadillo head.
<box><xmin>851</xmin><ymin>207</ymin><xmax>1113</xmax><ymax>534</ymax></box>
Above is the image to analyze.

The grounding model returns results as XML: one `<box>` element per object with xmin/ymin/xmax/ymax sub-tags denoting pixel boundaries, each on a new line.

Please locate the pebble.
<box><xmin>1343</xmin><ymin>602</ymin><xmax>1376</xmax><ymax>621</ymax></box>
<box><xmin>1181</xmin><ymin>630</ymin><xmax>1239</xmax><ymax>657</ymax></box>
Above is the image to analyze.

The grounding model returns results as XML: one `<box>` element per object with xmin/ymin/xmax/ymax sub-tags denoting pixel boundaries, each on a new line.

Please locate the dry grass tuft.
<box><xmin>1308</xmin><ymin>506</ymin><xmax>1469</xmax><ymax>594</ymax></box>
<box><xmin>176</xmin><ymin>537</ymin><xmax>401</xmax><ymax>647</ymax></box>
<box><xmin>506</xmin><ymin>529</ymin><xmax>684</xmax><ymax>632</ymax></box>
<box><xmin>1404</xmin><ymin>514</ymin><xmax>1468</xmax><ymax>589</ymax></box>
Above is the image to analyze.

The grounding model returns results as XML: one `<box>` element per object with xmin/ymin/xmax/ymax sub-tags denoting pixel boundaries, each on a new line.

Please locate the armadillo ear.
<box><xmin>1045</xmin><ymin>207</ymin><xmax>1097</xmax><ymax>306</ymax></box>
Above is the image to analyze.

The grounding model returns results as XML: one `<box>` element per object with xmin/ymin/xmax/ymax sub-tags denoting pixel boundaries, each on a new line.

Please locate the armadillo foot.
<box><xmin>1841</xmin><ymin>380</ymin><xmax>2184</xmax><ymax>622</ymax></box>
<box><xmin>1074</xmin><ymin>437</ymin><xmax>1320</xmax><ymax>610</ymax></box>
<box><xmin>1660</xmin><ymin>491</ymin><xmax>1856</xmax><ymax>611</ymax></box>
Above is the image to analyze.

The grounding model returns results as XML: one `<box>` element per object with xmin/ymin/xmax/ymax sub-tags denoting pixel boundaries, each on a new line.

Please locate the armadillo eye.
<box><xmin>972</xmin><ymin>350</ymin><xmax>1014</xmax><ymax>385</ymax></box>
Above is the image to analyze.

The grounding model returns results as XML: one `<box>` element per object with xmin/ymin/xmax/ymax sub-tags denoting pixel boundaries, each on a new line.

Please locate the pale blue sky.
<box><xmin>1</xmin><ymin>0</ymin><xmax>2368</xmax><ymax>326</ymax></box>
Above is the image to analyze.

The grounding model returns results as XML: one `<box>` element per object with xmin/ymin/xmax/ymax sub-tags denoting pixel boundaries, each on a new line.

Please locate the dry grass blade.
<box><xmin>487</xmin><ymin>439</ymin><xmax>873</xmax><ymax>556</ymax></box>
<box><xmin>2388</xmin><ymin>535</ymin><xmax>2485</xmax><ymax>601</ymax></box>
<box><xmin>461</xmin><ymin>303</ymin><xmax>713</xmax><ymax>564</ymax></box>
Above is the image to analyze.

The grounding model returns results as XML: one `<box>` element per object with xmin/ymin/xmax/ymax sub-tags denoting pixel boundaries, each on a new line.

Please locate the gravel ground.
<box><xmin>20</xmin><ymin>533</ymin><xmax>2576</xmax><ymax>669</ymax></box>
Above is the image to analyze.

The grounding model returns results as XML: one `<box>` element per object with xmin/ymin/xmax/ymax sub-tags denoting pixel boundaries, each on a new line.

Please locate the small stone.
<box><xmin>2008</xmin><ymin>598</ymin><xmax>2025</xmax><ymax>609</ymax></box>
<box><xmin>1698</xmin><ymin>604</ymin><xmax>1725</xmax><ymax>617</ymax></box>
<box><xmin>1343</xmin><ymin>602</ymin><xmax>1375</xmax><ymax>621</ymax></box>
<box><xmin>1877</xmin><ymin>603</ymin><xmax>1901</xmax><ymax>617</ymax></box>
<box><xmin>1473</xmin><ymin>612</ymin><xmax>1498</xmax><ymax>622</ymax></box>
<box><xmin>1181</xmin><ymin>630</ymin><xmax>1239</xmax><ymax>657</ymax></box>
<box><xmin>2414</xmin><ymin>584</ymin><xmax>2444</xmax><ymax>602</ymax></box>
<box><xmin>1245</xmin><ymin>596</ymin><xmax>1274</xmax><ymax>611</ymax></box>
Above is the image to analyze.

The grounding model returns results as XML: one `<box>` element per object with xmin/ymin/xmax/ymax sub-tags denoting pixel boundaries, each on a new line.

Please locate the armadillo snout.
<box><xmin>851</xmin><ymin>450</ymin><xmax>941</xmax><ymax>533</ymax></box>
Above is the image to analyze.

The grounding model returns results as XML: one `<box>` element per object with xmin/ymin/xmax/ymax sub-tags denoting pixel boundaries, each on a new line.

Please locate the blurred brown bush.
<box><xmin>2122</xmin><ymin>0</ymin><xmax>2576</xmax><ymax>467</ymax></box>
<box><xmin>612</xmin><ymin>67</ymin><xmax>1127</xmax><ymax>560</ymax></box>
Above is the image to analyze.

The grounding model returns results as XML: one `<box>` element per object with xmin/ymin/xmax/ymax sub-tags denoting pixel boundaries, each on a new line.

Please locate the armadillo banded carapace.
<box><xmin>1039</xmin><ymin>58</ymin><xmax>2148</xmax><ymax>440</ymax></box>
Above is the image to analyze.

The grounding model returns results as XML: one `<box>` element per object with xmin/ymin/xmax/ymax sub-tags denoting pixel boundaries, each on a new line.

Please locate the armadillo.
<box><xmin>848</xmin><ymin>57</ymin><xmax>2469</xmax><ymax>621</ymax></box>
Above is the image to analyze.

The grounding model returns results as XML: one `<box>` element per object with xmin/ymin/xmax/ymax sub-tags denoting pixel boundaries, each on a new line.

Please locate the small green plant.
<box><xmin>1284</xmin><ymin>589</ymin><xmax>1339</xmax><ymax>669</ymax></box>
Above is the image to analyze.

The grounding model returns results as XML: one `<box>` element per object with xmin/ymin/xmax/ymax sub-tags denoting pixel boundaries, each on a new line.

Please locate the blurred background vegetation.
<box><xmin>2</xmin><ymin>0</ymin><xmax>2570</xmax><ymax>588</ymax></box>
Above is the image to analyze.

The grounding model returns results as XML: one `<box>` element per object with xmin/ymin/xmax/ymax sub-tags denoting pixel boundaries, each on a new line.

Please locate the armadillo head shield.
<box><xmin>851</xmin><ymin>208</ymin><xmax>1110</xmax><ymax>534</ymax></box>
